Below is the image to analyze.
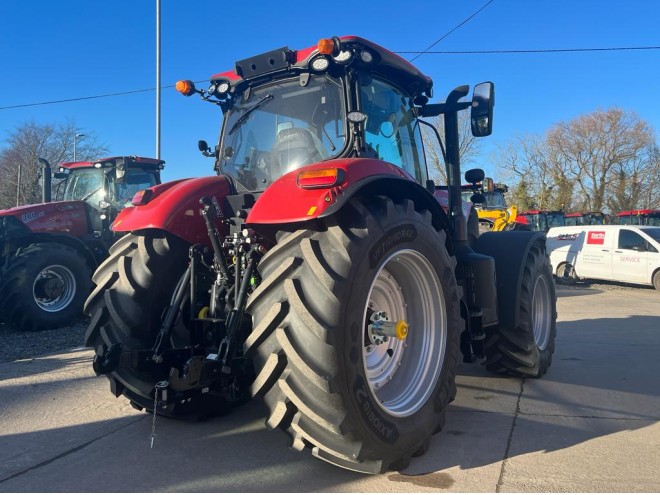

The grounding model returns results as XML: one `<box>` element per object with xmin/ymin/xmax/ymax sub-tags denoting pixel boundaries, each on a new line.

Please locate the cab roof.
<box><xmin>209</xmin><ymin>35</ymin><xmax>434</xmax><ymax>99</ymax></box>
<box><xmin>58</xmin><ymin>156</ymin><xmax>164</xmax><ymax>170</ymax></box>
<box><xmin>521</xmin><ymin>210</ymin><xmax>564</xmax><ymax>215</ymax></box>
<box><xmin>617</xmin><ymin>209</ymin><xmax>660</xmax><ymax>216</ymax></box>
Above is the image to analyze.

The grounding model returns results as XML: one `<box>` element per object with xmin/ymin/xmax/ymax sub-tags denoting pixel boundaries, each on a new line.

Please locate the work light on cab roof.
<box><xmin>175</xmin><ymin>35</ymin><xmax>431</xmax><ymax>109</ymax></box>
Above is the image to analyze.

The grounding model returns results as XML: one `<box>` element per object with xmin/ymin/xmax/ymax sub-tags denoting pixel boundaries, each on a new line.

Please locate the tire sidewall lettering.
<box><xmin>369</xmin><ymin>224</ymin><xmax>417</xmax><ymax>269</ymax></box>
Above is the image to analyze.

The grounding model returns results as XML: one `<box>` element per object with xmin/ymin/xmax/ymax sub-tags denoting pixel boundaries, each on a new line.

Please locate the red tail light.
<box><xmin>131</xmin><ymin>189</ymin><xmax>154</xmax><ymax>206</ymax></box>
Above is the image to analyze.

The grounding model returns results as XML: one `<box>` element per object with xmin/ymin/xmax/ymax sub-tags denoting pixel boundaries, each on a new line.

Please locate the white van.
<box><xmin>546</xmin><ymin>225</ymin><xmax>660</xmax><ymax>290</ymax></box>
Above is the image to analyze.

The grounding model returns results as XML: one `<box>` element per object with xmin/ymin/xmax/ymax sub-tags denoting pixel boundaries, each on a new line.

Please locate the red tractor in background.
<box><xmin>616</xmin><ymin>209</ymin><xmax>660</xmax><ymax>226</ymax></box>
<box><xmin>0</xmin><ymin>156</ymin><xmax>163</xmax><ymax>331</ymax></box>
<box><xmin>516</xmin><ymin>209</ymin><xmax>565</xmax><ymax>232</ymax></box>
<box><xmin>564</xmin><ymin>211</ymin><xmax>606</xmax><ymax>226</ymax></box>
<box><xmin>85</xmin><ymin>36</ymin><xmax>557</xmax><ymax>473</ymax></box>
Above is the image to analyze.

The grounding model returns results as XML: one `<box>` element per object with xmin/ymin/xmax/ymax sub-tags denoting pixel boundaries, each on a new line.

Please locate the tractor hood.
<box><xmin>0</xmin><ymin>201</ymin><xmax>90</xmax><ymax>236</ymax></box>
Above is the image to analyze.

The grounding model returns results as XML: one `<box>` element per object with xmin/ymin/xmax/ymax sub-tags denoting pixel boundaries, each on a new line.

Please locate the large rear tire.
<box><xmin>84</xmin><ymin>230</ymin><xmax>241</xmax><ymax>418</ymax></box>
<box><xmin>0</xmin><ymin>243</ymin><xmax>92</xmax><ymax>331</ymax></box>
<box><xmin>245</xmin><ymin>196</ymin><xmax>462</xmax><ymax>473</ymax></box>
<box><xmin>484</xmin><ymin>238</ymin><xmax>557</xmax><ymax>377</ymax></box>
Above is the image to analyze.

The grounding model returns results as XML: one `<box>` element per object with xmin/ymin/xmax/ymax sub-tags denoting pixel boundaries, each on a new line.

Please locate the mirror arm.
<box><xmin>416</xmin><ymin>101</ymin><xmax>470</xmax><ymax>118</ymax></box>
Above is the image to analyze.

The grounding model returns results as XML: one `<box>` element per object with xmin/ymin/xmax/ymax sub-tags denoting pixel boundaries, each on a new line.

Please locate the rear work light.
<box><xmin>297</xmin><ymin>168</ymin><xmax>345</xmax><ymax>189</ymax></box>
<box><xmin>131</xmin><ymin>189</ymin><xmax>154</xmax><ymax>206</ymax></box>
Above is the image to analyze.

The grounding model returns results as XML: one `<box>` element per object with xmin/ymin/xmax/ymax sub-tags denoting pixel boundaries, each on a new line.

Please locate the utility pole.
<box><xmin>16</xmin><ymin>163</ymin><xmax>21</xmax><ymax>207</ymax></box>
<box><xmin>73</xmin><ymin>133</ymin><xmax>85</xmax><ymax>161</ymax></box>
<box><xmin>156</xmin><ymin>0</ymin><xmax>161</xmax><ymax>160</ymax></box>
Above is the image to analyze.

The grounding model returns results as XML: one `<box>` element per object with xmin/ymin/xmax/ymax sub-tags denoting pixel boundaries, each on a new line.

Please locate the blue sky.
<box><xmin>1</xmin><ymin>0</ymin><xmax>659</xmax><ymax>181</ymax></box>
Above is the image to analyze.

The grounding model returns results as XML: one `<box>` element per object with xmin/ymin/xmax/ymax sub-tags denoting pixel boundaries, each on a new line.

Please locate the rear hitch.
<box><xmin>92</xmin><ymin>344</ymin><xmax>122</xmax><ymax>375</ymax></box>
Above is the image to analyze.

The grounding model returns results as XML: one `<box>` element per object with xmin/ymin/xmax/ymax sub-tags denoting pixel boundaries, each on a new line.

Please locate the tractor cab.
<box><xmin>57</xmin><ymin>156</ymin><xmax>163</xmax><ymax>211</ymax></box>
<box><xmin>178</xmin><ymin>36</ymin><xmax>487</xmax><ymax>199</ymax></box>
<box><xmin>518</xmin><ymin>209</ymin><xmax>565</xmax><ymax>232</ymax></box>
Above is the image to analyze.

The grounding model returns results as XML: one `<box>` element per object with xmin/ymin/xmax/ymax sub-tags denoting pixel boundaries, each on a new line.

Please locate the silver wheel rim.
<box><xmin>362</xmin><ymin>249</ymin><xmax>447</xmax><ymax>418</ymax></box>
<box><xmin>532</xmin><ymin>275</ymin><xmax>552</xmax><ymax>350</ymax></box>
<box><xmin>33</xmin><ymin>265</ymin><xmax>77</xmax><ymax>312</ymax></box>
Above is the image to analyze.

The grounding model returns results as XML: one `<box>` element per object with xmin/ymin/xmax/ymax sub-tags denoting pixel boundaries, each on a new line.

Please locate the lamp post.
<box><xmin>73</xmin><ymin>133</ymin><xmax>85</xmax><ymax>161</ymax></box>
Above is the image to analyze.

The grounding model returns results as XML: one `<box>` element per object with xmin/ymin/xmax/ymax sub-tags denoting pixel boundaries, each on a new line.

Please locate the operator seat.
<box><xmin>271</xmin><ymin>127</ymin><xmax>324</xmax><ymax>176</ymax></box>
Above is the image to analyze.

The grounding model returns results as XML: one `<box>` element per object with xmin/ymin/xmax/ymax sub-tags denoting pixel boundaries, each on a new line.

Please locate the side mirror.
<box><xmin>116</xmin><ymin>158</ymin><xmax>126</xmax><ymax>184</ymax></box>
<box><xmin>54</xmin><ymin>172</ymin><xmax>68</xmax><ymax>179</ymax></box>
<box><xmin>471</xmin><ymin>82</ymin><xmax>494</xmax><ymax>137</ymax></box>
<box><xmin>198</xmin><ymin>140</ymin><xmax>216</xmax><ymax>158</ymax></box>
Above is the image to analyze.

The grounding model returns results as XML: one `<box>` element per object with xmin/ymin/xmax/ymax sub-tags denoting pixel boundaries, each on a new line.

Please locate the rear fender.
<box><xmin>246</xmin><ymin>158</ymin><xmax>453</xmax><ymax>236</ymax></box>
<box><xmin>473</xmin><ymin>231</ymin><xmax>547</xmax><ymax>329</ymax></box>
<box><xmin>111</xmin><ymin>176</ymin><xmax>233</xmax><ymax>247</ymax></box>
<box><xmin>0</xmin><ymin>232</ymin><xmax>99</xmax><ymax>270</ymax></box>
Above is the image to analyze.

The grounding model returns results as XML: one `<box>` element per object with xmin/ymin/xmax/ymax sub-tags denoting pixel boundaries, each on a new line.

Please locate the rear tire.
<box><xmin>0</xmin><ymin>243</ymin><xmax>92</xmax><ymax>331</ymax></box>
<box><xmin>653</xmin><ymin>270</ymin><xmax>660</xmax><ymax>291</ymax></box>
<box><xmin>245</xmin><ymin>196</ymin><xmax>462</xmax><ymax>473</ymax></box>
<box><xmin>84</xmin><ymin>230</ymin><xmax>242</xmax><ymax>418</ymax></box>
<box><xmin>484</xmin><ymin>239</ymin><xmax>557</xmax><ymax>377</ymax></box>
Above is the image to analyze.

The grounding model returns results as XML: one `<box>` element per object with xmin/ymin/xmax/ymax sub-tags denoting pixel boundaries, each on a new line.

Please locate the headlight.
<box><xmin>333</xmin><ymin>50</ymin><xmax>352</xmax><ymax>64</ymax></box>
<box><xmin>311</xmin><ymin>56</ymin><xmax>330</xmax><ymax>72</ymax></box>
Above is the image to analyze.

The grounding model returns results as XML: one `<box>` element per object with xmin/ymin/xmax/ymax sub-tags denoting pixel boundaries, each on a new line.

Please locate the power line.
<box><xmin>409</xmin><ymin>0</ymin><xmax>495</xmax><ymax>62</ymax></box>
<box><xmin>0</xmin><ymin>87</ymin><xmax>166</xmax><ymax>110</ymax></box>
<box><xmin>0</xmin><ymin>80</ymin><xmax>203</xmax><ymax>111</ymax></box>
<box><xmin>399</xmin><ymin>46</ymin><xmax>660</xmax><ymax>55</ymax></box>
<box><xmin>1</xmin><ymin>44</ymin><xmax>659</xmax><ymax>111</ymax></box>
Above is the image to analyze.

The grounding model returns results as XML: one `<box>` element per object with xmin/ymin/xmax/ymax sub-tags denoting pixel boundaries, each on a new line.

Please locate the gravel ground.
<box><xmin>0</xmin><ymin>317</ymin><xmax>89</xmax><ymax>364</ymax></box>
<box><xmin>0</xmin><ymin>279</ymin><xmax>656</xmax><ymax>365</ymax></box>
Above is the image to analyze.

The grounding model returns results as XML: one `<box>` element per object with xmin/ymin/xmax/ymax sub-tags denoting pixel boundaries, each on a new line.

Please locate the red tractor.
<box><xmin>516</xmin><ymin>209</ymin><xmax>566</xmax><ymax>232</ymax></box>
<box><xmin>85</xmin><ymin>36</ymin><xmax>557</xmax><ymax>473</ymax></box>
<box><xmin>0</xmin><ymin>156</ymin><xmax>163</xmax><ymax>331</ymax></box>
<box><xmin>616</xmin><ymin>209</ymin><xmax>660</xmax><ymax>226</ymax></box>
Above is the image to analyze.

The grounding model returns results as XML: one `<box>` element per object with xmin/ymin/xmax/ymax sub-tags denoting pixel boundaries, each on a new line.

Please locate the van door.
<box><xmin>612</xmin><ymin>229</ymin><xmax>648</xmax><ymax>284</ymax></box>
<box><xmin>576</xmin><ymin>229</ymin><xmax>613</xmax><ymax>280</ymax></box>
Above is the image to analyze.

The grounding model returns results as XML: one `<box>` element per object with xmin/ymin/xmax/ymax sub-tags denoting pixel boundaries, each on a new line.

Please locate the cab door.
<box><xmin>612</xmin><ymin>229</ymin><xmax>648</xmax><ymax>284</ymax></box>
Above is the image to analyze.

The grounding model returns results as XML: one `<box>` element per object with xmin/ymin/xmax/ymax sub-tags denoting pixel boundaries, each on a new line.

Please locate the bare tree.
<box><xmin>547</xmin><ymin>108</ymin><xmax>655</xmax><ymax>212</ymax></box>
<box><xmin>421</xmin><ymin>111</ymin><xmax>482</xmax><ymax>184</ymax></box>
<box><xmin>0</xmin><ymin>120</ymin><xmax>109</xmax><ymax>209</ymax></box>
<box><xmin>495</xmin><ymin>108</ymin><xmax>659</xmax><ymax>214</ymax></box>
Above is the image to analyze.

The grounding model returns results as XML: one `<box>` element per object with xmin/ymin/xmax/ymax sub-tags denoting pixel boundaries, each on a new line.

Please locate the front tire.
<box><xmin>484</xmin><ymin>238</ymin><xmax>557</xmax><ymax>377</ymax></box>
<box><xmin>0</xmin><ymin>243</ymin><xmax>92</xmax><ymax>331</ymax></box>
<box><xmin>245</xmin><ymin>196</ymin><xmax>462</xmax><ymax>473</ymax></box>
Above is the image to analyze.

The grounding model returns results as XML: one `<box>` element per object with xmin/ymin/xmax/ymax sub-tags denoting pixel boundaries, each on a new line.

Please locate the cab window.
<box><xmin>360</xmin><ymin>78</ymin><xmax>427</xmax><ymax>183</ymax></box>
<box><xmin>110</xmin><ymin>169</ymin><xmax>159</xmax><ymax>207</ymax></box>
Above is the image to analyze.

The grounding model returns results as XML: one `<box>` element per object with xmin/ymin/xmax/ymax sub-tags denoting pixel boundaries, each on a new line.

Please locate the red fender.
<box><xmin>111</xmin><ymin>176</ymin><xmax>232</xmax><ymax>246</ymax></box>
<box><xmin>246</xmin><ymin>158</ymin><xmax>414</xmax><ymax>224</ymax></box>
<box><xmin>0</xmin><ymin>201</ymin><xmax>89</xmax><ymax>236</ymax></box>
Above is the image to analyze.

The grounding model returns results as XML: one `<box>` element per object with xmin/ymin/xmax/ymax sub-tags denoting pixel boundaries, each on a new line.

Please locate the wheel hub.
<box><xmin>33</xmin><ymin>265</ymin><xmax>77</xmax><ymax>312</ymax></box>
<box><xmin>362</xmin><ymin>249</ymin><xmax>447</xmax><ymax>418</ymax></box>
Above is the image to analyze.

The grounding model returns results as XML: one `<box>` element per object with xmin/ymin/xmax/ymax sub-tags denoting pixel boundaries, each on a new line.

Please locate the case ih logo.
<box><xmin>587</xmin><ymin>231</ymin><xmax>606</xmax><ymax>245</ymax></box>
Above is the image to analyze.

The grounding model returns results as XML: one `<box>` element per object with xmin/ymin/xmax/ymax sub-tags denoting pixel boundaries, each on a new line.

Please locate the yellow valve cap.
<box><xmin>395</xmin><ymin>320</ymin><xmax>408</xmax><ymax>340</ymax></box>
<box><xmin>198</xmin><ymin>306</ymin><xmax>209</xmax><ymax>318</ymax></box>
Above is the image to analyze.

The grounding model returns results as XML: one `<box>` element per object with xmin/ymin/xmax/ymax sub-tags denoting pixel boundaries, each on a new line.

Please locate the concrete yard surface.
<box><xmin>0</xmin><ymin>286</ymin><xmax>659</xmax><ymax>492</ymax></box>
